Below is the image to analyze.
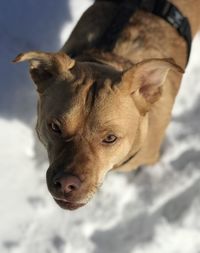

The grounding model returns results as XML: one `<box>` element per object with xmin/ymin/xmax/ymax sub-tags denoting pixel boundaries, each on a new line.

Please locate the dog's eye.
<box><xmin>102</xmin><ymin>134</ymin><xmax>117</xmax><ymax>144</ymax></box>
<box><xmin>49</xmin><ymin>122</ymin><xmax>62</xmax><ymax>134</ymax></box>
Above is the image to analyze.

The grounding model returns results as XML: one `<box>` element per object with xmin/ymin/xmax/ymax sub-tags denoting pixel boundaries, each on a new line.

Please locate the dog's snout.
<box><xmin>53</xmin><ymin>174</ymin><xmax>81</xmax><ymax>194</ymax></box>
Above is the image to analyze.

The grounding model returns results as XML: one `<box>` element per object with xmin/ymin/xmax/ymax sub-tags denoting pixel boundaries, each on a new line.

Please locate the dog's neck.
<box><xmin>76</xmin><ymin>1</ymin><xmax>200</xmax><ymax>71</ymax></box>
<box><xmin>112</xmin><ymin>9</ymin><xmax>187</xmax><ymax>68</ymax></box>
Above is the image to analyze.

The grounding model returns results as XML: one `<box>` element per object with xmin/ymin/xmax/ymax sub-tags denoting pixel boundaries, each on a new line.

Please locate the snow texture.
<box><xmin>0</xmin><ymin>1</ymin><xmax>200</xmax><ymax>253</ymax></box>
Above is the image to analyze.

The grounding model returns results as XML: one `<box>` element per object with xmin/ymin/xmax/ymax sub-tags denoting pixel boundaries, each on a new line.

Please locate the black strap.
<box><xmin>96</xmin><ymin>0</ymin><xmax>191</xmax><ymax>63</ymax></box>
<box><xmin>141</xmin><ymin>0</ymin><xmax>192</xmax><ymax>62</ymax></box>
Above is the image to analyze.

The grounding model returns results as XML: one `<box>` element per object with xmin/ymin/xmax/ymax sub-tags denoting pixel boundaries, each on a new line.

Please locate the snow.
<box><xmin>1</xmin><ymin>0</ymin><xmax>200</xmax><ymax>253</ymax></box>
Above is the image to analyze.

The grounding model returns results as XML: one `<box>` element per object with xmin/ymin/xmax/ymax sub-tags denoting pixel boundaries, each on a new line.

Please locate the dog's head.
<box><xmin>13</xmin><ymin>51</ymin><xmax>183</xmax><ymax>210</ymax></box>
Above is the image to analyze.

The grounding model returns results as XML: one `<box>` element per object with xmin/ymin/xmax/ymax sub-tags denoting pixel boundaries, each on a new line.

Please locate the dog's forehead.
<box><xmin>88</xmin><ymin>88</ymin><xmax>133</xmax><ymax>126</ymax></box>
<box><xmin>63</xmin><ymin>80</ymin><xmax>122</xmax><ymax>129</ymax></box>
<box><xmin>44</xmin><ymin>62</ymin><xmax>120</xmax><ymax>103</ymax></box>
<box><xmin>41</xmin><ymin>62</ymin><xmax>124</xmax><ymax>133</ymax></box>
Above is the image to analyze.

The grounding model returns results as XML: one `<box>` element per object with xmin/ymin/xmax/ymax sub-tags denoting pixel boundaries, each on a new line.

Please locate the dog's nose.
<box><xmin>53</xmin><ymin>175</ymin><xmax>81</xmax><ymax>194</ymax></box>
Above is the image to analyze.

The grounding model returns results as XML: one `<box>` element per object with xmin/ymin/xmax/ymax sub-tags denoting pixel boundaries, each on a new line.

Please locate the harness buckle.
<box><xmin>165</xmin><ymin>4</ymin><xmax>185</xmax><ymax>29</ymax></box>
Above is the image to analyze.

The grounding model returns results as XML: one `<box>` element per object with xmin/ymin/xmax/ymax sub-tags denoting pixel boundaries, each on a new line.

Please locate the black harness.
<box><xmin>96</xmin><ymin>0</ymin><xmax>192</xmax><ymax>63</ymax></box>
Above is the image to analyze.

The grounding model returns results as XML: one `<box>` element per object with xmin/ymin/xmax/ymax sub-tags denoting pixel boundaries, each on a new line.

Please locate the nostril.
<box><xmin>64</xmin><ymin>177</ymin><xmax>81</xmax><ymax>193</ymax></box>
<box><xmin>53</xmin><ymin>174</ymin><xmax>81</xmax><ymax>194</ymax></box>
<box><xmin>68</xmin><ymin>184</ymin><xmax>76</xmax><ymax>191</ymax></box>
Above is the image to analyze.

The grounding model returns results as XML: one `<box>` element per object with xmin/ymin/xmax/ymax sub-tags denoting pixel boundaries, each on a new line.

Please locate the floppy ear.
<box><xmin>121</xmin><ymin>58</ymin><xmax>184</xmax><ymax>113</ymax></box>
<box><xmin>13</xmin><ymin>51</ymin><xmax>75</xmax><ymax>93</ymax></box>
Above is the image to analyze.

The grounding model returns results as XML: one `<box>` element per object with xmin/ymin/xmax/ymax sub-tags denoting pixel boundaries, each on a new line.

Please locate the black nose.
<box><xmin>53</xmin><ymin>174</ymin><xmax>81</xmax><ymax>194</ymax></box>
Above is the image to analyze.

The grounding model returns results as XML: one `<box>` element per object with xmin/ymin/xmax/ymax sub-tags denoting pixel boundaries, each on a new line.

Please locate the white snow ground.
<box><xmin>1</xmin><ymin>1</ymin><xmax>200</xmax><ymax>253</ymax></box>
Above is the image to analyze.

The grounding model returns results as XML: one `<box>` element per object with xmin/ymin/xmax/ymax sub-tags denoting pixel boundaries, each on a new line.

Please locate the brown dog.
<box><xmin>14</xmin><ymin>0</ymin><xmax>200</xmax><ymax>210</ymax></box>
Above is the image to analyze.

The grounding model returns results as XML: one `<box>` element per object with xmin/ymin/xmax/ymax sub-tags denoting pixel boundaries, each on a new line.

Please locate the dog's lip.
<box><xmin>53</xmin><ymin>197</ymin><xmax>85</xmax><ymax>210</ymax></box>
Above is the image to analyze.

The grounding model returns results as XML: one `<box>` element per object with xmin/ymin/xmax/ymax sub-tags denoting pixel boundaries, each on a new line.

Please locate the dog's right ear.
<box><xmin>13</xmin><ymin>51</ymin><xmax>75</xmax><ymax>93</ymax></box>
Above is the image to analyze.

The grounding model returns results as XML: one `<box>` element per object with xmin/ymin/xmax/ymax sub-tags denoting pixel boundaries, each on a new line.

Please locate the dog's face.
<box><xmin>14</xmin><ymin>51</ymin><xmax>183</xmax><ymax>210</ymax></box>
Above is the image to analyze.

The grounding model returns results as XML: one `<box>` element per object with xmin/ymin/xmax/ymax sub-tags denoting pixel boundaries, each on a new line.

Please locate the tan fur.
<box><xmin>13</xmin><ymin>0</ymin><xmax>200</xmax><ymax>209</ymax></box>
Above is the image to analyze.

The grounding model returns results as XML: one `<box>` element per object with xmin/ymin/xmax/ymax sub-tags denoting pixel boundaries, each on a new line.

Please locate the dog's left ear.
<box><xmin>13</xmin><ymin>51</ymin><xmax>75</xmax><ymax>93</ymax></box>
<box><xmin>121</xmin><ymin>58</ymin><xmax>184</xmax><ymax>112</ymax></box>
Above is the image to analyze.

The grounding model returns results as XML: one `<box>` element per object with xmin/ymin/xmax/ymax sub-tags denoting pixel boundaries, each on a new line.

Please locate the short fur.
<box><xmin>14</xmin><ymin>0</ymin><xmax>200</xmax><ymax>210</ymax></box>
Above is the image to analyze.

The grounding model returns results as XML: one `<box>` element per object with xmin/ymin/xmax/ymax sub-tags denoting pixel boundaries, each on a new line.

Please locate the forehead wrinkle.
<box><xmin>52</xmin><ymin>90</ymin><xmax>94</xmax><ymax>140</ymax></box>
<box><xmin>61</xmin><ymin>100</ymin><xmax>85</xmax><ymax>135</ymax></box>
<box><xmin>86</xmin><ymin>85</ymin><xmax>117</xmax><ymax>125</ymax></box>
<box><xmin>85</xmin><ymin>65</ymin><xmax>122</xmax><ymax>111</ymax></box>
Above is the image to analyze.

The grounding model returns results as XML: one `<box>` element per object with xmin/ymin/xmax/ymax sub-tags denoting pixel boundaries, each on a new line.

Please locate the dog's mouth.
<box><xmin>53</xmin><ymin>197</ymin><xmax>85</xmax><ymax>210</ymax></box>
